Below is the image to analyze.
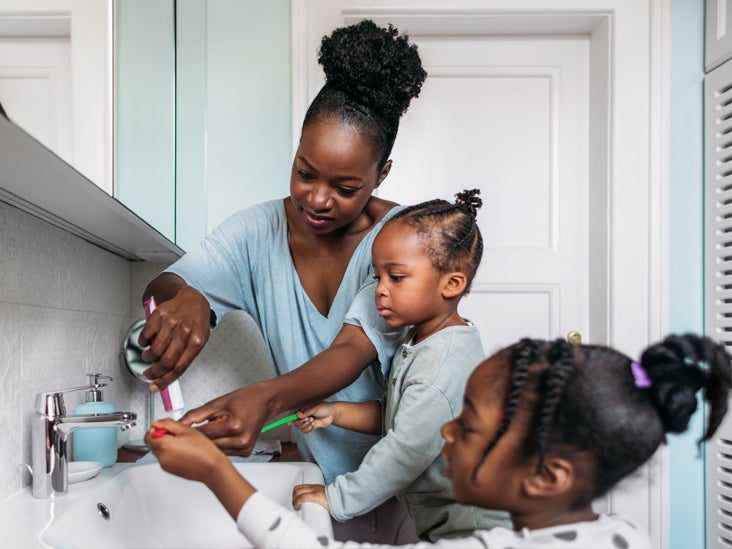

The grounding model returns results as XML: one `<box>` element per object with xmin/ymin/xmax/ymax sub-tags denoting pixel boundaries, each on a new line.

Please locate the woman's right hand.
<box><xmin>294</xmin><ymin>403</ymin><xmax>337</xmax><ymax>434</ymax></box>
<box><xmin>138</xmin><ymin>277</ymin><xmax>211</xmax><ymax>390</ymax></box>
<box><xmin>179</xmin><ymin>384</ymin><xmax>270</xmax><ymax>456</ymax></box>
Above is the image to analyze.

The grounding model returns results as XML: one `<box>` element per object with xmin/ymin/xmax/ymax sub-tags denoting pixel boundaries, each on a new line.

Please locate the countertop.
<box><xmin>117</xmin><ymin>441</ymin><xmax>302</xmax><ymax>463</ymax></box>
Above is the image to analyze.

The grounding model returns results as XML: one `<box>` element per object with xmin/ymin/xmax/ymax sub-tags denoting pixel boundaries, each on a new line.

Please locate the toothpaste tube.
<box><xmin>144</xmin><ymin>296</ymin><xmax>185</xmax><ymax>420</ymax></box>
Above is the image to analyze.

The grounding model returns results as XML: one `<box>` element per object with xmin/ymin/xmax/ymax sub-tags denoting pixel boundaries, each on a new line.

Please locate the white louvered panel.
<box><xmin>718</xmin><ymin>146</ymin><xmax>732</xmax><ymax>162</ymax></box>
<box><xmin>706</xmin><ymin>56</ymin><xmax>732</xmax><ymax>549</ymax></box>
<box><xmin>717</xmin><ymin>256</ymin><xmax>732</xmax><ymax>271</ymax></box>
<box><xmin>719</xmin><ymin>480</ymin><xmax>732</xmax><ymax>503</ymax></box>
<box><xmin>710</xmin><ymin>435</ymin><xmax>732</xmax><ymax>548</ymax></box>
<box><xmin>718</xmin><ymin>85</ymin><xmax>732</xmax><ymax>108</ymax></box>
<box><xmin>715</xmin><ymin>320</ymin><xmax>732</xmax><ymax>333</ymax></box>
<box><xmin>717</xmin><ymin>304</ymin><xmax>732</xmax><ymax>319</ymax></box>
<box><xmin>718</xmin><ymin>217</ymin><xmax>732</xmax><ymax>235</ymax></box>
<box><xmin>716</xmin><ymin>276</ymin><xmax>732</xmax><ymax>293</ymax></box>
<box><xmin>718</xmin><ymin>189</ymin><xmax>732</xmax><ymax>211</ymax></box>
<box><xmin>720</xmin><ymin>113</ymin><xmax>732</xmax><ymax>126</ymax></box>
<box><xmin>718</xmin><ymin>288</ymin><xmax>732</xmax><ymax>303</ymax></box>
<box><xmin>717</xmin><ymin>201</ymin><xmax>732</xmax><ymax>219</ymax></box>
<box><xmin>717</xmin><ymin>198</ymin><xmax>732</xmax><ymax>218</ymax></box>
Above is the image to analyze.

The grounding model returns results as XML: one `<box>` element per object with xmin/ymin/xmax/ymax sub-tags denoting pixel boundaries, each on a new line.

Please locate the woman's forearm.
<box><xmin>259</xmin><ymin>324</ymin><xmax>378</xmax><ymax>418</ymax></box>
<box><xmin>142</xmin><ymin>272</ymin><xmax>188</xmax><ymax>304</ymax></box>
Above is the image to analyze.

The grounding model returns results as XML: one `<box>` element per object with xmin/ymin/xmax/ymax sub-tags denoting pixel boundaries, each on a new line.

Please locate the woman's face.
<box><xmin>290</xmin><ymin>118</ymin><xmax>388</xmax><ymax>236</ymax></box>
<box><xmin>440</xmin><ymin>356</ymin><xmax>536</xmax><ymax>512</ymax></box>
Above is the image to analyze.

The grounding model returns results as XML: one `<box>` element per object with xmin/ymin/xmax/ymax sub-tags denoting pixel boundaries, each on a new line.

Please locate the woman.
<box><xmin>139</xmin><ymin>20</ymin><xmax>426</xmax><ymax>539</ymax></box>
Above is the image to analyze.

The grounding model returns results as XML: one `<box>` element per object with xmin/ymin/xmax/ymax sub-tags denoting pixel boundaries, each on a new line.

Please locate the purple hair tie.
<box><xmin>630</xmin><ymin>361</ymin><xmax>652</xmax><ymax>388</ymax></box>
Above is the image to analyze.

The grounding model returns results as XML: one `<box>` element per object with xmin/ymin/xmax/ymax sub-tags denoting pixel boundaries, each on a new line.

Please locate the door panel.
<box><xmin>306</xmin><ymin>28</ymin><xmax>591</xmax><ymax>353</ymax></box>
<box><xmin>297</xmin><ymin>0</ymin><xmax>662</xmax><ymax>543</ymax></box>
<box><xmin>0</xmin><ymin>38</ymin><xmax>72</xmax><ymax>163</ymax></box>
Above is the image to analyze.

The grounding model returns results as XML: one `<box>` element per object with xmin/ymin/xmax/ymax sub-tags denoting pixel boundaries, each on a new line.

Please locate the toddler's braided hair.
<box><xmin>389</xmin><ymin>189</ymin><xmax>484</xmax><ymax>293</ymax></box>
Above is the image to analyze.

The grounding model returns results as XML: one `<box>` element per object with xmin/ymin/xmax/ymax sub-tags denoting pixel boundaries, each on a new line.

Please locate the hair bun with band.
<box><xmin>318</xmin><ymin>19</ymin><xmax>427</xmax><ymax>120</ymax></box>
<box><xmin>454</xmin><ymin>188</ymin><xmax>483</xmax><ymax>218</ymax></box>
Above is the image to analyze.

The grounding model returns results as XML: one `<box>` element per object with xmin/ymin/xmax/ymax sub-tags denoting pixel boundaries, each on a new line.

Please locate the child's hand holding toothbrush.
<box><xmin>145</xmin><ymin>419</ymin><xmax>256</xmax><ymax>520</ymax></box>
<box><xmin>294</xmin><ymin>403</ymin><xmax>337</xmax><ymax>433</ymax></box>
<box><xmin>145</xmin><ymin>419</ymin><xmax>226</xmax><ymax>482</ymax></box>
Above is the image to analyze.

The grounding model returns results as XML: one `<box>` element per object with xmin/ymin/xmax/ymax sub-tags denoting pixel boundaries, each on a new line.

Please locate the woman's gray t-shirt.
<box><xmin>166</xmin><ymin>199</ymin><xmax>403</xmax><ymax>482</ymax></box>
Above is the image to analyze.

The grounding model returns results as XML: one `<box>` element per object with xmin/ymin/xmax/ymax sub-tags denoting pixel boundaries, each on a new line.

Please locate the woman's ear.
<box><xmin>442</xmin><ymin>272</ymin><xmax>468</xmax><ymax>299</ymax></box>
<box><xmin>376</xmin><ymin>160</ymin><xmax>392</xmax><ymax>187</ymax></box>
<box><xmin>522</xmin><ymin>457</ymin><xmax>574</xmax><ymax>498</ymax></box>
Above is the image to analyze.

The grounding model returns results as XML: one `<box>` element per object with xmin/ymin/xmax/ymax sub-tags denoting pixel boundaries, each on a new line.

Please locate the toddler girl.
<box><xmin>146</xmin><ymin>335</ymin><xmax>730</xmax><ymax>548</ymax></box>
<box><xmin>291</xmin><ymin>189</ymin><xmax>509</xmax><ymax>541</ymax></box>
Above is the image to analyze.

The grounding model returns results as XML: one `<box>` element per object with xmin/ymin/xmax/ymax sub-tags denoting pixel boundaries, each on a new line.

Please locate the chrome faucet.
<box><xmin>30</xmin><ymin>383</ymin><xmax>137</xmax><ymax>499</ymax></box>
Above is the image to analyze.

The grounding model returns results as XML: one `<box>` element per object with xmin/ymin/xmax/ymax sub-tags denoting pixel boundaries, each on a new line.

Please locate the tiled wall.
<box><xmin>0</xmin><ymin>201</ymin><xmax>280</xmax><ymax>503</ymax></box>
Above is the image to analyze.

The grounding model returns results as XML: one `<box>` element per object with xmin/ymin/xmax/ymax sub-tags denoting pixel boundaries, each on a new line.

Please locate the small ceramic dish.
<box><xmin>68</xmin><ymin>461</ymin><xmax>103</xmax><ymax>484</ymax></box>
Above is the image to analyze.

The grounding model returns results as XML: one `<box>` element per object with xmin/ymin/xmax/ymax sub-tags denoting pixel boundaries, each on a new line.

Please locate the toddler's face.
<box><xmin>440</xmin><ymin>355</ymin><xmax>536</xmax><ymax>512</ymax></box>
<box><xmin>371</xmin><ymin>223</ymin><xmax>445</xmax><ymax>329</ymax></box>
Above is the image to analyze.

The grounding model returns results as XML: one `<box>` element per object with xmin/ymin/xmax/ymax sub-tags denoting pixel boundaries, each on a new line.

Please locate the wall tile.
<box><xmin>0</xmin><ymin>202</ymin><xmax>284</xmax><ymax>502</ymax></box>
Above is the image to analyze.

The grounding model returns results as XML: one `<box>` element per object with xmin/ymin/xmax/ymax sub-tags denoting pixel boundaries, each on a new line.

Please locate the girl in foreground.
<box><xmin>146</xmin><ymin>333</ymin><xmax>731</xmax><ymax>548</ymax></box>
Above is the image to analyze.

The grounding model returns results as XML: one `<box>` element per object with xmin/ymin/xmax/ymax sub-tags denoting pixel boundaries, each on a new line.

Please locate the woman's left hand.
<box><xmin>292</xmin><ymin>484</ymin><xmax>329</xmax><ymax>512</ymax></box>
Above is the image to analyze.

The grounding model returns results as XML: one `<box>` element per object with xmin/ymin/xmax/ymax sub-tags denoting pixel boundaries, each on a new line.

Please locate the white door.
<box><xmin>0</xmin><ymin>2</ymin><xmax>112</xmax><ymax>193</ymax></box>
<box><xmin>296</xmin><ymin>0</ymin><xmax>666</xmax><ymax>544</ymax></box>
<box><xmin>0</xmin><ymin>37</ymin><xmax>73</xmax><ymax>165</ymax></box>
<box><xmin>383</xmin><ymin>36</ymin><xmax>588</xmax><ymax>356</ymax></box>
<box><xmin>299</xmin><ymin>13</ymin><xmax>590</xmax><ymax>356</ymax></box>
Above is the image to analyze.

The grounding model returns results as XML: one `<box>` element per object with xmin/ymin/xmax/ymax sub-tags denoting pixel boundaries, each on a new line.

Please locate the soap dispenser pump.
<box><xmin>72</xmin><ymin>373</ymin><xmax>118</xmax><ymax>467</ymax></box>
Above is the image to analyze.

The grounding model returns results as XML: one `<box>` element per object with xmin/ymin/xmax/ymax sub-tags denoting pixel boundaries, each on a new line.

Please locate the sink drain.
<box><xmin>97</xmin><ymin>502</ymin><xmax>111</xmax><ymax>520</ymax></box>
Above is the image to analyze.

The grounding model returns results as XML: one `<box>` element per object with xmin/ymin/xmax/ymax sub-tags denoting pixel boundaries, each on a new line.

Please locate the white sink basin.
<box><xmin>2</xmin><ymin>461</ymin><xmax>332</xmax><ymax>549</ymax></box>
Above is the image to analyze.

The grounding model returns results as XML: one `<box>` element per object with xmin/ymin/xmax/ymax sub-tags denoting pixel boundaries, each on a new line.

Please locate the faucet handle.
<box><xmin>34</xmin><ymin>381</ymin><xmax>109</xmax><ymax>417</ymax></box>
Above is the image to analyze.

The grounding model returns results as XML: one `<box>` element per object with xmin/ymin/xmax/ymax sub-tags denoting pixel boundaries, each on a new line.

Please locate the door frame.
<box><xmin>291</xmin><ymin>0</ymin><xmax>670</xmax><ymax>545</ymax></box>
<box><xmin>0</xmin><ymin>0</ymin><xmax>112</xmax><ymax>193</ymax></box>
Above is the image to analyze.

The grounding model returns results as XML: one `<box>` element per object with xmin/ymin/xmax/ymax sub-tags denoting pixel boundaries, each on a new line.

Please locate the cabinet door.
<box><xmin>707</xmin><ymin>0</ymin><xmax>732</xmax><ymax>71</ymax></box>
<box><xmin>114</xmin><ymin>0</ymin><xmax>176</xmax><ymax>243</ymax></box>
<box><xmin>115</xmin><ymin>0</ymin><xmax>291</xmax><ymax>251</ymax></box>
<box><xmin>174</xmin><ymin>0</ymin><xmax>291</xmax><ymax>253</ymax></box>
<box><xmin>705</xmin><ymin>57</ymin><xmax>732</xmax><ymax>549</ymax></box>
<box><xmin>0</xmin><ymin>3</ymin><xmax>112</xmax><ymax>193</ymax></box>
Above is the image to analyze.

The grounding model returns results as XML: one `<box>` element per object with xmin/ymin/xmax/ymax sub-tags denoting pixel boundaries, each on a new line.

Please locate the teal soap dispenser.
<box><xmin>72</xmin><ymin>373</ymin><xmax>118</xmax><ymax>467</ymax></box>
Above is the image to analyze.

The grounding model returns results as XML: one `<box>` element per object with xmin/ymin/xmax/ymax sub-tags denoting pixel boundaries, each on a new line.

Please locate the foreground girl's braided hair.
<box><xmin>474</xmin><ymin>334</ymin><xmax>732</xmax><ymax>505</ymax></box>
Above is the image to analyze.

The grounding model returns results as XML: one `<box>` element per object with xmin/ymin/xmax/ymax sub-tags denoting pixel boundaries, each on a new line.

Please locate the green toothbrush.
<box><xmin>261</xmin><ymin>413</ymin><xmax>299</xmax><ymax>433</ymax></box>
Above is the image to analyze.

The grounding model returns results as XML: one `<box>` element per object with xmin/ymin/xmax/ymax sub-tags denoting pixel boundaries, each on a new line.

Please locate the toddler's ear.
<box><xmin>441</xmin><ymin>272</ymin><xmax>468</xmax><ymax>299</ymax></box>
<box><xmin>522</xmin><ymin>457</ymin><xmax>574</xmax><ymax>498</ymax></box>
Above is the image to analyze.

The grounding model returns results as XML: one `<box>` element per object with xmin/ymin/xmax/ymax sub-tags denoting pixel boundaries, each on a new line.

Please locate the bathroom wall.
<box><xmin>0</xmin><ymin>199</ymin><xmax>279</xmax><ymax>504</ymax></box>
<box><xmin>0</xmin><ymin>200</ymin><xmax>133</xmax><ymax>501</ymax></box>
<box><xmin>667</xmin><ymin>2</ymin><xmax>708</xmax><ymax>548</ymax></box>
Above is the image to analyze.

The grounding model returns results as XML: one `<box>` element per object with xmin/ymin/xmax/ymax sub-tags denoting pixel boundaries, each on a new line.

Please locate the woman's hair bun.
<box><xmin>318</xmin><ymin>20</ymin><xmax>427</xmax><ymax>119</ymax></box>
<box><xmin>454</xmin><ymin>188</ymin><xmax>483</xmax><ymax>217</ymax></box>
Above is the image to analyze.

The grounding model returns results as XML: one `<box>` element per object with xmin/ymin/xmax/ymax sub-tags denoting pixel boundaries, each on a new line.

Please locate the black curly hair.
<box><xmin>472</xmin><ymin>334</ymin><xmax>732</xmax><ymax>508</ymax></box>
<box><xmin>387</xmin><ymin>189</ymin><xmax>484</xmax><ymax>293</ymax></box>
<box><xmin>302</xmin><ymin>19</ymin><xmax>427</xmax><ymax>169</ymax></box>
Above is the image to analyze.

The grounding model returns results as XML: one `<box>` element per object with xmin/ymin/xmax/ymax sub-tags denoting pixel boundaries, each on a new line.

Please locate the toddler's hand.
<box><xmin>144</xmin><ymin>418</ymin><xmax>228</xmax><ymax>482</ymax></box>
<box><xmin>294</xmin><ymin>403</ymin><xmax>336</xmax><ymax>433</ymax></box>
<box><xmin>292</xmin><ymin>483</ymin><xmax>329</xmax><ymax>512</ymax></box>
